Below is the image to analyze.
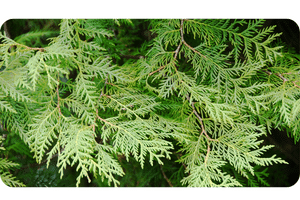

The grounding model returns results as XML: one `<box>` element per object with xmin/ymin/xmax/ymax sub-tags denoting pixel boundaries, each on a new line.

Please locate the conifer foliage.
<box><xmin>0</xmin><ymin>19</ymin><xmax>299</xmax><ymax>187</ymax></box>
<box><xmin>0</xmin><ymin>135</ymin><xmax>25</xmax><ymax>187</ymax></box>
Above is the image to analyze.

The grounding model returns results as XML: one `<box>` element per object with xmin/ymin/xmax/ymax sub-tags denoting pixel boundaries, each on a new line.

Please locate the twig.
<box><xmin>95</xmin><ymin>109</ymin><xmax>117</xmax><ymax>129</ymax></box>
<box><xmin>175</xmin><ymin>153</ymin><xmax>190</xmax><ymax>175</ymax></box>
<box><xmin>25</xmin><ymin>46</ymin><xmax>45</xmax><ymax>52</ymax></box>
<box><xmin>148</xmin><ymin>43</ymin><xmax>182</xmax><ymax>76</ymax></box>
<box><xmin>149</xmin><ymin>20</ymin><xmax>184</xmax><ymax>76</ymax></box>
<box><xmin>99</xmin><ymin>75</ymin><xmax>108</xmax><ymax>100</ymax></box>
<box><xmin>91</xmin><ymin>74</ymin><xmax>110</xmax><ymax>134</ymax></box>
<box><xmin>173</xmin><ymin>40</ymin><xmax>182</xmax><ymax>60</ymax></box>
<box><xmin>120</xmin><ymin>54</ymin><xmax>145</xmax><ymax>59</ymax></box>
<box><xmin>94</xmin><ymin>73</ymin><xmax>109</xmax><ymax>126</ymax></box>
<box><xmin>276</xmin><ymin>73</ymin><xmax>288</xmax><ymax>83</ymax></box>
<box><xmin>56</xmin><ymin>73</ymin><xmax>62</xmax><ymax>116</ymax></box>
<box><xmin>102</xmin><ymin>94</ymin><xmax>112</xmax><ymax>99</ymax></box>
<box><xmin>149</xmin><ymin>65</ymin><xmax>166</xmax><ymax>76</ymax></box>
<box><xmin>263</xmin><ymin>70</ymin><xmax>300</xmax><ymax>88</ymax></box>
<box><xmin>7</xmin><ymin>43</ymin><xmax>46</xmax><ymax>53</ymax></box>
<box><xmin>186</xmin><ymin>94</ymin><xmax>217</xmax><ymax>142</ymax></box>
<box><xmin>186</xmin><ymin>94</ymin><xmax>217</xmax><ymax>168</ymax></box>
<box><xmin>263</xmin><ymin>70</ymin><xmax>272</xmax><ymax>75</ymax></box>
<box><xmin>160</xmin><ymin>165</ymin><xmax>173</xmax><ymax>187</ymax></box>
<box><xmin>292</xmin><ymin>81</ymin><xmax>300</xmax><ymax>88</ymax></box>
<box><xmin>149</xmin><ymin>19</ymin><xmax>208</xmax><ymax>76</ymax></box>
<box><xmin>180</xmin><ymin>19</ymin><xmax>206</xmax><ymax>59</ymax></box>
<box><xmin>204</xmin><ymin>144</ymin><xmax>211</xmax><ymax>167</ymax></box>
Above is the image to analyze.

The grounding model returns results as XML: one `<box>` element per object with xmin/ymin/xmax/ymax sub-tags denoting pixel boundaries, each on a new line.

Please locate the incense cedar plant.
<box><xmin>0</xmin><ymin>19</ymin><xmax>299</xmax><ymax>187</ymax></box>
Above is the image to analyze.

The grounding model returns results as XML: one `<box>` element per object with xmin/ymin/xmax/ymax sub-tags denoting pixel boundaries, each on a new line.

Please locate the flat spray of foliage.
<box><xmin>0</xmin><ymin>19</ymin><xmax>299</xmax><ymax>187</ymax></box>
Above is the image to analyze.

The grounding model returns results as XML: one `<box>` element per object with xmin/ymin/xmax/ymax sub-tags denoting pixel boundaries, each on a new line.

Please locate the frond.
<box><xmin>57</xmin><ymin>124</ymin><xmax>94</xmax><ymax>186</ymax></box>
<box><xmin>0</xmin><ymin>158</ymin><xmax>20</xmax><ymax>171</ymax></box>
<box><xmin>14</xmin><ymin>30</ymin><xmax>59</xmax><ymax>46</ymax></box>
<box><xmin>0</xmin><ymin>19</ymin><xmax>296</xmax><ymax>187</ymax></box>
<box><xmin>0</xmin><ymin>172</ymin><xmax>26</xmax><ymax>187</ymax></box>
<box><xmin>90</xmin><ymin>144</ymin><xmax>124</xmax><ymax>186</ymax></box>
<box><xmin>101</xmin><ymin>117</ymin><xmax>173</xmax><ymax>168</ymax></box>
<box><xmin>27</xmin><ymin>104</ymin><xmax>60</xmax><ymax>163</ymax></box>
<box><xmin>0</xmin><ymin>99</ymin><xmax>17</xmax><ymax>113</ymax></box>
<box><xmin>73</xmin><ymin>73</ymin><xmax>98</xmax><ymax>110</ymax></box>
<box><xmin>181</xmin><ymin>153</ymin><xmax>242</xmax><ymax>187</ymax></box>
<box><xmin>0</xmin><ymin>72</ymin><xmax>33</xmax><ymax>102</ymax></box>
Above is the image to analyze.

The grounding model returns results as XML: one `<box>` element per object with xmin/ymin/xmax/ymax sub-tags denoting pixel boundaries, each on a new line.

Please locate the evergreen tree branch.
<box><xmin>149</xmin><ymin>65</ymin><xmax>166</xmax><ymax>76</ymax></box>
<box><xmin>292</xmin><ymin>81</ymin><xmax>300</xmax><ymax>88</ymax></box>
<box><xmin>24</xmin><ymin>46</ymin><xmax>45</xmax><ymax>52</ymax></box>
<box><xmin>149</xmin><ymin>19</ymin><xmax>207</xmax><ymax>77</ymax></box>
<box><xmin>186</xmin><ymin>94</ymin><xmax>217</xmax><ymax>142</ymax></box>
<box><xmin>185</xmin><ymin>93</ymin><xmax>219</xmax><ymax>169</ymax></box>
<box><xmin>56</xmin><ymin>73</ymin><xmax>62</xmax><ymax>117</ymax></box>
<box><xmin>99</xmin><ymin>75</ymin><xmax>108</xmax><ymax>100</ymax></box>
<box><xmin>1</xmin><ymin>19</ymin><xmax>296</xmax><ymax>187</ymax></box>
<box><xmin>160</xmin><ymin>164</ymin><xmax>173</xmax><ymax>187</ymax></box>
<box><xmin>119</xmin><ymin>54</ymin><xmax>145</xmax><ymax>59</ymax></box>
<box><xmin>263</xmin><ymin>70</ymin><xmax>300</xmax><ymax>88</ymax></box>
<box><xmin>149</xmin><ymin>21</ymin><xmax>182</xmax><ymax>76</ymax></box>
<box><xmin>0</xmin><ymin>33</ymin><xmax>45</xmax><ymax>52</ymax></box>
<box><xmin>148</xmin><ymin>41</ymin><xmax>182</xmax><ymax>77</ymax></box>
<box><xmin>180</xmin><ymin>19</ymin><xmax>206</xmax><ymax>59</ymax></box>
<box><xmin>175</xmin><ymin>153</ymin><xmax>190</xmax><ymax>175</ymax></box>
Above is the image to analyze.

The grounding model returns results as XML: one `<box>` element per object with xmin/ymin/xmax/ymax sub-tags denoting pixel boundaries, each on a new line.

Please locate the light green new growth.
<box><xmin>0</xmin><ymin>19</ymin><xmax>298</xmax><ymax>187</ymax></box>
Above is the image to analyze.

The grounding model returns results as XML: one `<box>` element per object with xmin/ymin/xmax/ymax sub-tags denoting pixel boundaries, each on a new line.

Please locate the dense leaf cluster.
<box><xmin>0</xmin><ymin>19</ymin><xmax>299</xmax><ymax>187</ymax></box>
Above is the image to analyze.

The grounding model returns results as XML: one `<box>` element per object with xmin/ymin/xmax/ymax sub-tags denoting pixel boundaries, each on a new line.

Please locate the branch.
<box><xmin>149</xmin><ymin>44</ymin><xmax>183</xmax><ymax>76</ymax></box>
<box><xmin>149</xmin><ymin>21</ymin><xmax>183</xmax><ymax>76</ymax></box>
<box><xmin>173</xmin><ymin>39</ymin><xmax>182</xmax><ymax>60</ymax></box>
<box><xmin>91</xmin><ymin>74</ymin><xmax>110</xmax><ymax>133</ymax></box>
<box><xmin>175</xmin><ymin>153</ymin><xmax>190</xmax><ymax>175</ymax></box>
<box><xmin>263</xmin><ymin>70</ymin><xmax>300</xmax><ymax>88</ymax></box>
<box><xmin>99</xmin><ymin>75</ymin><xmax>108</xmax><ymax>100</ymax></box>
<box><xmin>149</xmin><ymin>19</ymin><xmax>208</xmax><ymax>76</ymax></box>
<box><xmin>160</xmin><ymin>165</ymin><xmax>173</xmax><ymax>187</ymax></box>
<box><xmin>186</xmin><ymin>94</ymin><xmax>217</xmax><ymax>142</ymax></box>
<box><xmin>204</xmin><ymin>144</ymin><xmax>211</xmax><ymax>167</ymax></box>
<box><xmin>148</xmin><ymin>44</ymin><xmax>182</xmax><ymax>77</ymax></box>
<box><xmin>119</xmin><ymin>54</ymin><xmax>145</xmax><ymax>59</ymax></box>
<box><xmin>149</xmin><ymin>65</ymin><xmax>166</xmax><ymax>76</ymax></box>
<box><xmin>25</xmin><ymin>46</ymin><xmax>45</xmax><ymax>52</ymax></box>
<box><xmin>56</xmin><ymin>73</ymin><xmax>62</xmax><ymax>117</ymax></box>
<box><xmin>185</xmin><ymin>94</ymin><xmax>217</xmax><ymax>168</ymax></box>
<box><xmin>292</xmin><ymin>81</ymin><xmax>300</xmax><ymax>88</ymax></box>
<box><xmin>96</xmin><ymin>109</ymin><xmax>118</xmax><ymax>129</ymax></box>
<box><xmin>180</xmin><ymin>19</ymin><xmax>206</xmax><ymax>59</ymax></box>
<box><xmin>6</xmin><ymin>43</ymin><xmax>46</xmax><ymax>53</ymax></box>
<box><xmin>186</xmin><ymin>94</ymin><xmax>217</xmax><ymax>169</ymax></box>
<box><xmin>276</xmin><ymin>73</ymin><xmax>288</xmax><ymax>83</ymax></box>
<box><xmin>93</xmin><ymin>75</ymin><xmax>109</xmax><ymax>132</ymax></box>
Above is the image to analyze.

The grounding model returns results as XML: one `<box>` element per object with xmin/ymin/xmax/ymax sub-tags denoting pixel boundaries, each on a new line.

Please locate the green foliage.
<box><xmin>0</xmin><ymin>19</ymin><xmax>299</xmax><ymax>187</ymax></box>
<box><xmin>0</xmin><ymin>135</ymin><xmax>26</xmax><ymax>187</ymax></box>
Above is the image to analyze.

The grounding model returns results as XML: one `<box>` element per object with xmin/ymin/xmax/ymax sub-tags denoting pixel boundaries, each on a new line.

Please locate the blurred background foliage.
<box><xmin>0</xmin><ymin>19</ymin><xmax>299</xmax><ymax>187</ymax></box>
